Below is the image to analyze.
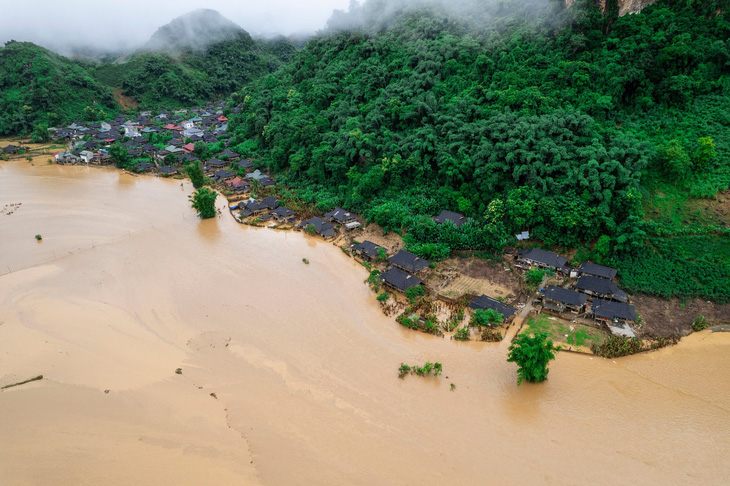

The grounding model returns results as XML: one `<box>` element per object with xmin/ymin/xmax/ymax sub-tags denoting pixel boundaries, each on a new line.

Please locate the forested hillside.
<box><xmin>0</xmin><ymin>41</ymin><xmax>118</xmax><ymax>136</ymax></box>
<box><xmin>224</xmin><ymin>0</ymin><xmax>730</xmax><ymax>301</ymax></box>
<box><xmin>90</xmin><ymin>33</ymin><xmax>294</xmax><ymax>109</ymax></box>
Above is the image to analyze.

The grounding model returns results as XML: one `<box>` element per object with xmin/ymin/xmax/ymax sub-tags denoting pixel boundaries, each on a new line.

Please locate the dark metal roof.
<box><xmin>388</xmin><ymin>250</ymin><xmax>430</xmax><ymax>273</ymax></box>
<box><xmin>324</xmin><ymin>207</ymin><xmax>357</xmax><ymax>223</ymax></box>
<box><xmin>592</xmin><ymin>299</ymin><xmax>636</xmax><ymax>321</ymax></box>
<box><xmin>544</xmin><ymin>286</ymin><xmax>587</xmax><ymax>307</ymax></box>
<box><xmin>468</xmin><ymin>295</ymin><xmax>518</xmax><ymax>318</ymax></box>
<box><xmin>272</xmin><ymin>207</ymin><xmax>296</xmax><ymax>217</ymax></box>
<box><xmin>433</xmin><ymin>210</ymin><xmax>466</xmax><ymax>227</ymax></box>
<box><xmin>578</xmin><ymin>262</ymin><xmax>617</xmax><ymax>280</ymax></box>
<box><xmin>575</xmin><ymin>276</ymin><xmax>628</xmax><ymax>302</ymax></box>
<box><xmin>381</xmin><ymin>267</ymin><xmax>423</xmax><ymax>291</ymax></box>
<box><xmin>352</xmin><ymin>240</ymin><xmax>385</xmax><ymax>259</ymax></box>
<box><xmin>206</xmin><ymin>158</ymin><xmax>227</xmax><ymax>167</ymax></box>
<box><xmin>298</xmin><ymin>217</ymin><xmax>335</xmax><ymax>235</ymax></box>
<box><xmin>517</xmin><ymin>248</ymin><xmax>569</xmax><ymax>269</ymax></box>
<box><xmin>260</xmin><ymin>196</ymin><xmax>279</xmax><ymax>209</ymax></box>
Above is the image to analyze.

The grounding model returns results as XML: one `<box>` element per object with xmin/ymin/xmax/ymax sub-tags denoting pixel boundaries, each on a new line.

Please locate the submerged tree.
<box><xmin>189</xmin><ymin>187</ymin><xmax>217</xmax><ymax>219</ymax></box>
<box><xmin>507</xmin><ymin>331</ymin><xmax>556</xmax><ymax>385</ymax></box>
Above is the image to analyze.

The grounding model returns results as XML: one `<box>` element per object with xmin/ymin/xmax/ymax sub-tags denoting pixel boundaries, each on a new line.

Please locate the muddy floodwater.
<box><xmin>1</xmin><ymin>162</ymin><xmax>729</xmax><ymax>485</ymax></box>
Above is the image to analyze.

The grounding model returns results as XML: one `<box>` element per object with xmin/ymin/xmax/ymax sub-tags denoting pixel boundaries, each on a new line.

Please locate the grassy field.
<box><xmin>522</xmin><ymin>314</ymin><xmax>608</xmax><ymax>349</ymax></box>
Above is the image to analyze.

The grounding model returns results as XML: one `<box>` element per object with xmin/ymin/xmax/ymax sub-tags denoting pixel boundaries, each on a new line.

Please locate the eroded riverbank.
<box><xmin>1</xmin><ymin>161</ymin><xmax>729</xmax><ymax>485</ymax></box>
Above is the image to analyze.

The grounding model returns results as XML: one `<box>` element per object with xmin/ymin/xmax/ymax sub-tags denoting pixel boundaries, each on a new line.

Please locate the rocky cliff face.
<box><xmin>565</xmin><ymin>0</ymin><xmax>658</xmax><ymax>16</ymax></box>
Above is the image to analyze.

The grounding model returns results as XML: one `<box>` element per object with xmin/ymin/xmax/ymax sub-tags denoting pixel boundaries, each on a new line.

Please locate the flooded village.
<box><xmin>2</xmin><ymin>103</ymin><xmax>721</xmax><ymax>358</ymax></box>
<box><xmin>2</xmin><ymin>119</ymin><xmax>730</xmax><ymax>486</ymax></box>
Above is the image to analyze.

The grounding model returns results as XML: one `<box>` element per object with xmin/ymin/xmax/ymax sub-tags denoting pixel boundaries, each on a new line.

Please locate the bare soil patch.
<box><xmin>113</xmin><ymin>88</ymin><xmax>139</xmax><ymax>111</ymax></box>
<box><xmin>433</xmin><ymin>254</ymin><xmax>523</xmax><ymax>302</ymax></box>
<box><xmin>632</xmin><ymin>295</ymin><xmax>730</xmax><ymax>338</ymax></box>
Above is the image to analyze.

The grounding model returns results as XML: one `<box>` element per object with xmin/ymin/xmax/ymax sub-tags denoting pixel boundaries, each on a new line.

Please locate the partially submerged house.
<box><xmin>271</xmin><ymin>206</ymin><xmax>297</xmax><ymax>223</ymax></box>
<box><xmin>388</xmin><ymin>250</ymin><xmax>430</xmax><ymax>274</ymax></box>
<box><xmin>158</xmin><ymin>165</ymin><xmax>178</xmax><ymax>176</ymax></box>
<box><xmin>575</xmin><ymin>276</ymin><xmax>628</xmax><ymax>303</ymax></box>
<box><xmin>239</xmin><ymin>197</ymin><xmax>277</xmax><ymax>216</ymax></box>
<box><xmin>516</xmin><ymin>248</ymin><xmax>570</xmax><ymax>274</ymax></box>
<box><xmin>542</xmin><ymin>285</ymin><xmax>587</xmax><ymax>313</ymax></box>
<box><xmin>591</xmin><ymin>299</ymin><xmax>637</xmax><ymax>337</ymax></box>
<box><xmin>577</xmin><ymin>262</ymin><xmax>618</xmax><ymax>281</ymax></box>
<box><xmin>136</xmin><ymin>162</ymin><xmax>155</xmax><ymax>172</ymax></box>
<box><xmin>297</xmin><ymin>216</ymin><xmax>337</xmax><ymax>239</ymax></box>
<box><xmin>351</xmin><ymin>240</ymin><xmax>386</xmax><ymax>261</ymax></box>
<box><xmin>381</xmin><ymin>267</ymin><xmax>423</xmax><ymax>292</ymax></box>
<box><xmin>433</xmin><ymin>210</ymin><xmax>466</xmax><ymax>227</ymax></box>
<box><xmin>468</xmin><ymin>295</ymin><xmax>518</xmax><ymax>323</ymax></box>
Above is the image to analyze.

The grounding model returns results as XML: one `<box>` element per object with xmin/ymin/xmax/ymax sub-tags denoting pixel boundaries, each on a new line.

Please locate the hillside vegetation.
<box><xmin>222</xmin><ymin>0</ymin><xmax>729</xmax><ymax>301</ymax></box>
<box><xmin>0</xmin><ymin>41</ymin><xmax>118</xmax><ymax>135</ymax></box>
<box><xmin>90</xmin><ymin>33</ymin><xmax>294</xmax><ymax>109</ymax></box>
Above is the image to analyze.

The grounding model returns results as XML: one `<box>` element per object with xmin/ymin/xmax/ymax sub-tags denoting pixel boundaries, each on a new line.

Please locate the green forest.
<box><xmin>1</xmin><ymin>0</ymin><xmax>728</xmax><ymax>302</ymax></box>
<box><xmin>0</xmin><ymin>41</ymin><xmax>118</xmax><ymax>135</ymax></box>
<box><xmin>221</xmin><ymin>0</ymin><xmax>730</xmax><ymax>301</ymax></box>
<box><xmin>89</xmin><ymin>33</ymin><xmax>294</xmax><ymax>108</ymax></box>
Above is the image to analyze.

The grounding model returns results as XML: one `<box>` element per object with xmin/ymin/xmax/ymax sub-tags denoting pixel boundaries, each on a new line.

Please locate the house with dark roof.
<box><xmin>2</xmin><ymin>145</ymin><xmax>21</xmax><ymax>153</ymax></box>
<box><xmin>219</xmin><ymin>149</ymin><xmax>240</xmax><ymax>160</ymax></box>
<box><xmin>158</xmin><ymin>165</ymin><xmax>178</xmax><ymax>176</ymax></box>
<box><xmin>351</xmin><ymin>240</ymin><xmax>386</xmax><ymax>261</ymax></box>
<box><xmin>388</xmin><ymin>250</ymin><xmax>430</xmax><ymax>274</ymax></box>
<box><xmin>433</xmin><ymin>210</ymin><xmax>466</xmax><ymax>227</ymax></box>
<box><xmin>205</xmin><ymin>158</ymin><xmax>228</xmax><ymax>171</ymax></box>
<box><xmin>578</xmin><ymin>262</ymin><xmax>618</xmax><ymax>281</ymax></box>
<box><xmin>297</xmin><ymin>217</ymin><xmax>337</xmax><ymax>239</ymax></box>
<box><xmin>592</xmin><ymin>299</ymin><xmax>636</xmax><ymax>323</ymax></box>
<box><xmin>271</xmin><ymin>206</ymin><xmax>297</xmax><ymax>223</ymax></box>
<box><xmin>381</xmin><ymin>267</ymin><xmax>423</xmax><ymax>292</ymax></box>
<box><xmin>591</xmin><ymin>299</ymin><xmax>637</xmax><ymax>337</ymax></box>
<box><xmin>468</xmin><ymin>295</ymin><xmax>518</xmax><ymax>323</ymax></box>
<box><xmin>575</xmin><ymin>276</ymin><xmax>628</xmax><ymax>303</ymax></box>
<box><xmin>543</xmin><ymin>286</ymin><xmax>587</xmax><ymax>313</ymax></box>
<box><xmin>213</xmin><ymin>169</ymin><xmax>235</xmax><ymax>181</ymax></box>
<box><xmin>237</xmin><ymin>159</ymin><xmax>254</xmax><ymax>169</ymax></box>
<box><xmin>239</xmin><ymin>197</ymin><xmax>278</xmax><ymax>216</ymax></box>
<box><xmin>136</xmin><ymin>162</ymin><xmax>155</xmax><ymax>172</ymax></box>
<box><xmin>323</xmin><ymin>207</ymin><xmax>357</xmax><ymax>224</ymax></box>
<box><xmin>516</xmin><ymin>248</ymin><xmax>570</xmax><ymax>274</ymax></box>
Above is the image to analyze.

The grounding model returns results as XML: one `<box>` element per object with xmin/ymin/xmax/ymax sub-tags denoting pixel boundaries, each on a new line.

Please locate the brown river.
<box><xmin>1</xmin><ymin>161</ymin><xmax>729</xmax><ymax>485</ymax></box>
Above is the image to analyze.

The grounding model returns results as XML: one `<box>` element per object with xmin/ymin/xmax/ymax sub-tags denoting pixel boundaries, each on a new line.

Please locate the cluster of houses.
<box><xmin>516</xmin><ymin>248</ymin><xmax>637</xmax><ymax>337</ymax></box>
<box><xmin>49</xmin><ymin>103</ymin><xmax>279</xmax><ymax>187</ymax></box>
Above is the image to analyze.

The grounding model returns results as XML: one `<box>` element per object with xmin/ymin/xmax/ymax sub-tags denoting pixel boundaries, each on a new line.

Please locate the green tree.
<box><xmin>404</xmin><ymin>285</ymin><xmax>425</xmax><ymax>303</ymax></box>
<box><xmin>507</xmin><ymin>331</ymin><xmax>557</xmax><ymax>385</ymax></box>
<box><xmin>660</xmin><ymin>139</ymin><xmax>690</xmax><ymax>179</ymax></box>
<box><xmin>693</xmin><ymin>137</ymin><xmax>716</xmax><ymax>172</ymax></box>
<box><xmin>189</xmin><ymin>187</ymin><xmax>217</xmax><ymax>219</ymax></box>
<box><xmin>185</xmin><ymin>162</ymin><xmax>205</xmax><ymax>189</ymax></box>
<box><xmin>109</xmin><ymin>142</ymin><xmax>132</xmax><ymax>170</ymax></box>
<box><xmin>470</xmin><ymin>308</ymin><xmax>503</xmax><ymax>328</ymax></box>
<box><xmin>31</xmin><ymin>123</ymin><xmax>50</xmax><ymax>143</ymax></box>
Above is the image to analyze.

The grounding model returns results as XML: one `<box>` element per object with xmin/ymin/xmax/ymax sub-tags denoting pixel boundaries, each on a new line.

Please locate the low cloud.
<box><xmin>0</xmin><ymin>0</ymin><xmax>350</xmax><ymax>55</ymax></box>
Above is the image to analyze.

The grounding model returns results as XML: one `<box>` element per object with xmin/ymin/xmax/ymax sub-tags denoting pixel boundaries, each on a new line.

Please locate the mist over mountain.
<box><xmin>142</xmin><ymin>9</ymin><xmax>245</xmax><ymax>53</ymax></box>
